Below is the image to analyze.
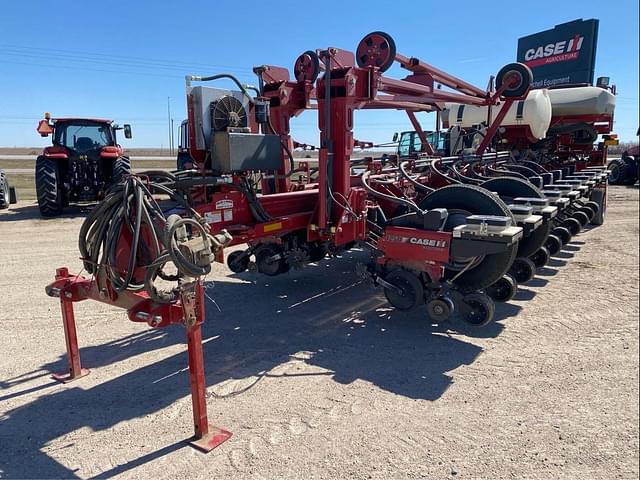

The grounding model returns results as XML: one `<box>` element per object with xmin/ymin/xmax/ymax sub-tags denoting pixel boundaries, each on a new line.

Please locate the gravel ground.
<box><xmin>0</xmin><ymin>186</ymin><xmax>638</xmax><ymax>480</ymax></box>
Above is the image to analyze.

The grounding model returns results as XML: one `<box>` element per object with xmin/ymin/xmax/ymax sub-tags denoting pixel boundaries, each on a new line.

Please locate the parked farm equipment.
<box><xmin>35</xmin><ymin>115</ymin><xmax>133</xmax><ymax>216</ymax></box>
<box><xmin>608</xmin><ymin>127</ymin><xmax>639</xmax><ymax>185</ymax></box>
<box><xmin>45</xmin><ymin>30</ymin><xmax>616</xmax><ymax>451</ymax></box>
<box><xmin>0</xmin><ymin>169</ymin><xmax>18</xmax><ymax>209</ymax></box>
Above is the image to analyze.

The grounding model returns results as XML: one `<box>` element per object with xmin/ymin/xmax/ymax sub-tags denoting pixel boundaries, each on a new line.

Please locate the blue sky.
<box><xmin>0</xmin><ymin>0</ymin><xmax>638</xmax><ymax>148</ymax></box>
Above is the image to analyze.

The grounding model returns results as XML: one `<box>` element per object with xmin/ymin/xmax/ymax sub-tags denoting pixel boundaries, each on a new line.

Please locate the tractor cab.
<box><xmin>396</xmin><ymin>130</ymin><xmax>448</xmax><ymax>157</ymax></box>
<box><xmin>34</xmin><ymin>114</ymin><xmax>133</xmax><ymax>216</ymax></box>
<box><xmin>53</xmin><ymin>120</ymin><xmax>116</xmax><ymax>152</ymax></box>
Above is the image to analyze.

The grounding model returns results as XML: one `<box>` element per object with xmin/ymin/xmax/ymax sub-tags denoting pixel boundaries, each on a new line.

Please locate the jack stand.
<box><xmin>52</xmin><ymin>290</ymin><xmax>90</xmax><ymax>383</ymax></box>
<box><xmin>186</xmin><ymin>282</ymin><xmax>232</xmax><ymax>452</ymax></box>
<box><xmin>47</xmin><ymin>268</ymin><xmax>232</xmax><ymax>453</ymax></box>
<box><xmin>187</xmin><ymin>322</ymin><xmax>232</xmax><ymax>452</ymax></box>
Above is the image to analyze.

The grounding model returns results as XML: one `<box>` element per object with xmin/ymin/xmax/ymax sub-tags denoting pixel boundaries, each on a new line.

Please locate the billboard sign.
<box><xmin>517</xmin><ymin>19</ymin><xmax>599</xmax><ymax>89</ymax></box>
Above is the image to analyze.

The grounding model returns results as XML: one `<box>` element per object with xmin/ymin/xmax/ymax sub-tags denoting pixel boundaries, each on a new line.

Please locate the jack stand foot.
<box><xmin>52</xmin><ymin>368</ymin><xmax>90</xmax><ymax>383</ymax></box>
<box><xmin>189</xmin><ymin>427</ymin><xmax>233</xmax><ymax>453</ymax></box>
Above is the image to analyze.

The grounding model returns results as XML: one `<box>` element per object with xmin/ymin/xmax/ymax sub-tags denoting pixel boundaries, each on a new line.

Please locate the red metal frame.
<box><xmin>46</xmin><ymin>267</ymin><xmax>232</xmax><ymax>453</ymax></box>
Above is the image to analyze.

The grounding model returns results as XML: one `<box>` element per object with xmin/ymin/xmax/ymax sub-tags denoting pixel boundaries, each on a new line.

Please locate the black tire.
<box><xmin>0</xmin><ymin>171</ymin><xmax>10</xmax><ymax>209</ymax></box>
<box><xmin>552</xmin><ymin>226</ymin><xmax>572</xmax><ymax>246</ymax></box>
<box><xmin>572</xmin><ymin>210</ymin><xmax>590</xmax><ymax>228</ymax></box>
<box><xmin>589</xmin><ymin>188</ymin><xmax>606</xmax><ymax>226</ymax></box>
<box><xmin>480</xmin><ymin>177</ymin><xmax>552</xmax><ymax>258</ymax></box>
<box><xmin>426</xmin><ymin>297</ymin><xmax>455</xmax><ymax>322</ymax></box>
<box><xmin>112</xmin><ymin>156</ymin><xmax>132</xmax><ymax>184</ymax></box>
<box><xmin>563</xmin><ymin>217</ymin><xmax>582</xmax><ymax>236</ymax></box>
<box><xmin>509</xmin><ymin>256</ymin><xmax>536</xmax><ymax>284</ymax></box>
<box><xmin>459</xmin><ymin>292</ymin><xmax>496</xmax><ymax>327</ymax></box>
<box><xmin>227</xmin><ymin>250</ymin><xmax>250</xmax><ymax>273</ymax></box>
<box><xmin>583</xmin><ymin>200</ymin><xmax>600</xmax><ymax>216</ymax></box>
<box><xmin>607</xmin><ymin>158</ymin><xmax>628</xmax><ymax>185</ymax></box>
<box><xmin>418</xmin><ymin>184</ymin><xmax>518</xmax><ymax>291</ymax></box>
<box><xmin>383</xmin><ymin>269</ymin><xmax>424</xmax><ymax>311</ymax></box>
<box><xmin>486</xmin><ymin>274</ymin><xmax>517</xmax><ymax>303</ymax></box>
<box><xmin>495</xmin><ymin>62</ymin><xmax>532</xmax><ymax>98</ymax></box>
<box><xmin>256</xmin><ymin>244</ymin><xmax>289</xmax><ymax>276</ymax></box>
<box><xmin>530</xmin><ymin>246</ymin><xmax>550</xmax><ymax>269</ymax></box>
<box><xmin>544</xmin><ymin>234</ymin><xmax>562</xmax><ymax>256</ymax></box>
<box><xmin>35</xmin><ymin>156</ymin><xmax>63</xmax><ymax>217</ymax></box>
<box><xmin>577</xmin><ymin>205</ymin><xmax>596</xmax><ymax>221</ymax></box>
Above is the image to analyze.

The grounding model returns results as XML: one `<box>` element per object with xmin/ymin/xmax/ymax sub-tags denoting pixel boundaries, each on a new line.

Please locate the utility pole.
<box><xmin>171</xmin><ymin>118</ymin><xmax>175</xmax><ymax>156</ymax></box>
<box><xmin>167</xmin><ymin>96</ymin><xmax>172</xmax><ymax>156</ymax></box>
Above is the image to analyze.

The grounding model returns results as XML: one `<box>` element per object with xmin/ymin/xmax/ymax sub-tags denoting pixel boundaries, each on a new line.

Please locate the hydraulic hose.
<box><xmin>79</xmin><ymin>175</ymin><xmax>214</xmax><ymax>303</ymax></box>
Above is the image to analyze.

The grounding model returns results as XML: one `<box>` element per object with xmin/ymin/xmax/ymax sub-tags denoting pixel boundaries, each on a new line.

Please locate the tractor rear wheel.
<box><xmin>418</xmin><ymin>184</ymin><xmax>518</xmax><ymax>291</ymax></box>
<box><xmin>112</xmin><ymin>156</ymin><xmax>132</xmax><ymax>184</ymax></box>
<box><xmin>36</xmin><ymin>156</ymin><xmax>63</xmax><ymax>217</ymax></box>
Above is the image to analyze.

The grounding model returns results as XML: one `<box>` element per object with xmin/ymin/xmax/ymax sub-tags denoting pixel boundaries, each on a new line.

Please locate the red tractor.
<box><xmin>35</xmin><ymin>115</ymin><xmax>132</xmax><ymax>216</ymax></box>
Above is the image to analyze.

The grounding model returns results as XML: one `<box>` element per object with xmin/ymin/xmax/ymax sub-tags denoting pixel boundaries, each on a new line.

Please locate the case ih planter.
<box><xmin>47</xmin><ymin>31</ymin><xmax>614</xmax><ymax>451</ymax></box>
<box><xmin>35</xmin><ymin>115</ymin><xmax>132</xmax><ymax>216</ymax></box>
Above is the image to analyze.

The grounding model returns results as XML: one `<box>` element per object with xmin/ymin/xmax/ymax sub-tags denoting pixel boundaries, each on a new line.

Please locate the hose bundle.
<box><xmin>79</xmin><ymin>175</ymin><xmax>223</xmax><ymax>303</ymax></box>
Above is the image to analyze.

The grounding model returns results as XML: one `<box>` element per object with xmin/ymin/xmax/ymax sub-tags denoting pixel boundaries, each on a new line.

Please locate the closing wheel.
<box><xmin>577</xmin><ymin>206</ymin><xmax>595</xmax><ymax>221</ymax></box>
<box><xmin>294</xmin><ymin>50</ymin><xmax>320</xmax><ymax>83</ymax></box>
<box><xmin>418</xmin><ymin>184</ymin><xmax>518</xmax><ymax>291</ymax></box>
<box><xmin>544</xmin><ymin>234</ymin><xmax>562</xmax><ymax>256</ymax></box>
<box><xmin>486</xmin><ymin>274</ymin><xmax>517</xmax><ymax>303</ymax></box>
<box><xmin>563</xmin><ymin>217</ymin><xmax>582</xmax><ymax>236</ymax></box>
<box><xmin>227</xmin><ymin>250</ymin><xmax>250</xmax><ymax>273</ymax></box>
<box><xmin>572</xmin><ymin>210</ymin><xmax>590</xmax><ymax>228</ymax></box>
<box><xmin>530</xmin><ymin>246</ymin><xmax>550</xmax><ymax>269</ymax></box>
<box><xmin>356</xmin><ymin>31</ymin><xmax>396</xmax><ymax>72</ymax></box>
<box><xmin>426</xmin><ymin>297</ymin><xmax>455</xmax><ymax>322</ymax></box>
<box><xmin>460</xmin><ymin>292</ymin><xmax>496</xmax><ymax>327</ymax></box>
<box><xmin>480</xmin><ymin>177</ymin><xmax>552</xmax><ymax>258</ymax></box>
<box><xmin>495</xmin><ymin>62</ymin><xmax>533</xmax><ymax>98</ymax></box>
<box><xmin>383</xmin><ymin>270</ymin><xmax>424</xmax><ymax>311</ymax></box>
<box><xmin>552</xmin><ymin>226</ymin><xmax>572</xmax><ymax>246</ymax></box>
<box><xmin>509</xmin><ymin>256</ymin><xmax>536</xmax><ymax>284</ymax></box>
<box><xmin>583</xmin><ymin>200</ymin><xmax>600</xmax><ymax>215</ymax></box>
<box><xmin>255</xmin><ymin>245</ymin><xmax>289</xmax><ymax>276</ymax></box>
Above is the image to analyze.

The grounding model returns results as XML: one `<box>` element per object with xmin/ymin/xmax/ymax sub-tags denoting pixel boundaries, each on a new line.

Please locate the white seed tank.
<box><xmin>442</xmin><ymin>89</ymin><xmax>553</xmax><ymax>140</ymax></box>
<box><xmin>546</xmin><ymin>86</ymin><xmax>616</xmax><ymax>116</ymax></box>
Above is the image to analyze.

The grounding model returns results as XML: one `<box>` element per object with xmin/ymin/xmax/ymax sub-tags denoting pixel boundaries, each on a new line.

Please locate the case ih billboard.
<box><xmin>517</xmin><ymin>18</ymin><xmax>599</xmax><ymax>89</ymax></box>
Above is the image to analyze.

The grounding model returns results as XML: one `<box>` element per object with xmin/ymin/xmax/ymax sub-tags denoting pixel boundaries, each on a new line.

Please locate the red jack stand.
<box><xmin>51</xmin><ymin>292</ymin><xmax>90</xmax><ymax>383</ymax></box>
<box><xmin>47</xmin><ymin>267</ymin><xmax>232</xmax><ymax>453</ymax></box>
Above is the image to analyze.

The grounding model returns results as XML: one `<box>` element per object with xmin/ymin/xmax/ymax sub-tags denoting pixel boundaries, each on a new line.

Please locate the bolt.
<box><xmin>64</xmin><ymin>291</ymin><xmax>73</xmax><ymax>299</ymax></box>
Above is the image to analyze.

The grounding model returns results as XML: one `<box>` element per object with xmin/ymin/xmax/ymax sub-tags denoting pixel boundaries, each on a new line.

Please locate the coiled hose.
<box><xmin>79</xmin><ymin>175</ymin><xmax>216</xmax><ymax>303</ymax></box>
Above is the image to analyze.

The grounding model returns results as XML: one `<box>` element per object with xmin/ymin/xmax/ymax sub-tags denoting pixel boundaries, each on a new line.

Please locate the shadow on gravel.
<box><xmin>0</xmin><ymin>253</ymin><xmax>510</xmax><ymax>478</ymax></box>
<box><xmin>0</xmin><ymin>204</ymin><xmax>91</xmax><ymax>222</ymax></box>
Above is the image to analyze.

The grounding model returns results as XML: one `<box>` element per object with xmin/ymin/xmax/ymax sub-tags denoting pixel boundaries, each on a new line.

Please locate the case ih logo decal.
<box><xmin>386</xmin><ymin>234</ymin><xmax>447</xmax><ymax>249</ymax></box>
<box><xmin>523</xmin><ymin>34</ymin><xmax>584</xmax><ymax>67</ymax></box>
<box><xmin>517</xmin><ymin>19</ymin><xmax>598</xmax><ymax>89</ymax></box>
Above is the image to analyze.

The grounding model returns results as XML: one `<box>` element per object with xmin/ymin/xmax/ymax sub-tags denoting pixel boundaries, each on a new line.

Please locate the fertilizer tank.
<box><xmin>442</xmin><ymin>89</ymin><xmax>552</xmax><ymax>140</ymax></box>
<box><xmin>546</xmin><ymin>86</ymin><xmax>616</xmax><ymax>117</ymax></box>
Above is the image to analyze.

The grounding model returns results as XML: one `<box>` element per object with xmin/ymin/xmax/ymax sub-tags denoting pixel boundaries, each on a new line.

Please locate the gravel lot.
<box><xmin>0</xmin><ymin>186</ymin><xmax>638</xmax><ymax>480</ymax></box>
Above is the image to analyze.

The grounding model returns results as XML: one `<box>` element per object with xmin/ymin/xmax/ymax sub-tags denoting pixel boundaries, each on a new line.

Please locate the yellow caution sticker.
<box><xmin>263</xmin><ymin>222</ymin><xmax>283</xmax><ymax>233</ymax></box>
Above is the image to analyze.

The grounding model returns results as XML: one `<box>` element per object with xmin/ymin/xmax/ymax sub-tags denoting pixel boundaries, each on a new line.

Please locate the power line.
<box><xmin>0</xmin><ymin>44</ymin><xmax>253</xmax><ymax>73</ymax></box>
